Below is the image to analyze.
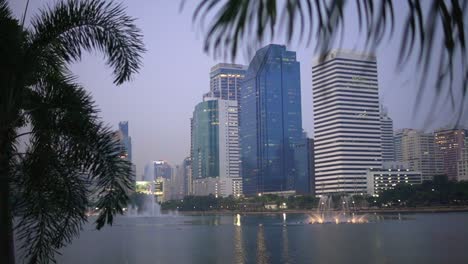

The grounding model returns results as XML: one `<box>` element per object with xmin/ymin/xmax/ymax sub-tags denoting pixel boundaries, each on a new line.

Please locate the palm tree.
<box><xmin>0</xmin><ymin>0</ymin><xmax>144</xmax><ymax>263</ymax></box>
<box><xmin>191</xmin><ymin>0</ymin><xmax>467</xmax><ymax>122</ymax></box>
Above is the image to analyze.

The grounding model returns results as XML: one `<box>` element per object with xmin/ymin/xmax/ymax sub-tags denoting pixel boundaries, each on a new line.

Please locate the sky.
<box><xmin>9</xmin><ymin>0</ymin><xmax>468</xmax><ymax>176</ymax></box>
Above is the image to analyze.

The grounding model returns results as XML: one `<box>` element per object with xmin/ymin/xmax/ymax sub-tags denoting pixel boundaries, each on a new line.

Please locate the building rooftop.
<box><xmin>312</xmin><ymin>49</ymin><xmax>377</xmax><ymax>65</ymax></box>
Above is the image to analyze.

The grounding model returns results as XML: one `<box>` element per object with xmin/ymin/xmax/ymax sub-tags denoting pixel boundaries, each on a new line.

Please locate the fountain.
<box><xmin>127</xmin><ymin>181</ymin><xmax>161</xmax><ymax>217</ymax></box>
<box><xmin>309</xmin><ymin>195</ymin><xmax>368</xmax><ymax>224</ymax></box>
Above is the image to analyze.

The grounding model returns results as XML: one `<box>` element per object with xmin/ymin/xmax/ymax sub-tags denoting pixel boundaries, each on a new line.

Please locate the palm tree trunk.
<box><xmin>0</xmin><ymin>131</ymin><xmax>15</xmax><ymax>264</ymax></box>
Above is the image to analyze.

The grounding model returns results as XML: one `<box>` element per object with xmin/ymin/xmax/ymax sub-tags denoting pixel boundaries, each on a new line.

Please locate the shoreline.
<box><xmin>163</xmin><ymin>206</ymin><xmax>468</xmax><ymax>216</ymax></box>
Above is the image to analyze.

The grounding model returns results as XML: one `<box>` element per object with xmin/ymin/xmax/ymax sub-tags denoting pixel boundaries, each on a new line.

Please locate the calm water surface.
<box><xmin>57</xmin><ymin>212</ymin><xmax>468</xmax><ymax>264</ymax></box>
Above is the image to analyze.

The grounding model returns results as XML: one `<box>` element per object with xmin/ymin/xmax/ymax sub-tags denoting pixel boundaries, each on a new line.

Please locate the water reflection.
<box><xmin>234</xmin><ymin>213</ymin><xmax>241</xmax><ymax>226</ymax></box>
<box><xmin>256</xmin><ymin>224</ymin><xmax>270</xmax><ymax>264</ymax></box>
<box><xmin>281</xmin><ymin>225</ymin><xmax>291</xmax><ymax>264</ymax></box>
<box><xmin>233</xmin><ymin>221</ymin><xmax>245</xmax><ymax>264</ymax></box>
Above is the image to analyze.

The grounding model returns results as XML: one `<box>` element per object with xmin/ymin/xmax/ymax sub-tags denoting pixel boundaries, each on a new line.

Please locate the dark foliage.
<box><xmin>0</xmin><ymin>0</ymin><xmax>144</xmax><ymax>263</ymax></box>
<box><xmin>160</xmin><ymin>194</ymin><xmax>320</xmax><ymax>211</ymax></box>
<box><xmin>375</xmin><ymin>176</ymin><xmax>468</xmax><ymax>207</ymax></box>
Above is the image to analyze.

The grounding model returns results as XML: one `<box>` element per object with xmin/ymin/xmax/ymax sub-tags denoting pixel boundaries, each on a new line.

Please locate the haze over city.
<box><xmin>9</xmin><ymin>0</ymin><xmax>468</xmax><ymax>175</ymax></box>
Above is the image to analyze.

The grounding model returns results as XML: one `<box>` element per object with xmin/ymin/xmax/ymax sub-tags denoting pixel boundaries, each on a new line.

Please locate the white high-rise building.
<box><xmin>380</xmin><ymin>105</ymin><xmax>395</xmax><ymax>161</ymax></box>
<box><xmin>312</xmin><ymin>50</ymin><xmax>382</xmax><ymax>195</ymax></box>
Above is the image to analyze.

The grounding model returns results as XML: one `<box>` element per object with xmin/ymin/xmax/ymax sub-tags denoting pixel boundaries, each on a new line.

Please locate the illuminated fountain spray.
<box><xmin>309</xmin><ymin>195</ymin><xmax>367</xmax><ymax>224</ymax></box>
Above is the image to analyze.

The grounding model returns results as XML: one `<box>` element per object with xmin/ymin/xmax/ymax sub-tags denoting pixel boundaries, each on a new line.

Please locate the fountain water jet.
<box><xmin>309</xmin><ymin>195</ymin><xmax>368</xmax><ymax>224</ymax></box>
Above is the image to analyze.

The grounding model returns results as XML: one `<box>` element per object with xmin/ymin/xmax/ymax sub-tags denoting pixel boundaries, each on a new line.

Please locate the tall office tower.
<box><xmin>394</xmin><ymin>129</ymin><xmax>442</xmax><ymax>181</ymax></box>
<box><xmin>191</xmin><ymin>98</ymin><xmax>241</xmax><ymax>197</ymax></box>
<box><xmin>118</xmin><ymin>121</ymin><xmax>132</xmax><ymax>162</ymax></box>
<box><xmin>312</xmin><ymin>50</ymin><xmax>382</xmax><ymax>195</ymax></box>
<box><xmin>144</xmin><ymin>160</ymin><xmax>173</xmax><ymax>181</ymax></box>
<box><xmin>435</xmin><ymin>128</ymin><xmax>467</xmax><ymax>181</ymax></box>
<box><xmin>380</xmin><ymin>105</ymin><xmax>395</xmax><ymax>161</ymax></box>
<box><xmin>240</xmin><ymin>44</ymin><xmax>306</xmax><ymax>195</ymax></box>
<box><xmin>203</xmin><ymin>63</ymin><xmax>247</xmax><ymax>101</ymax></box>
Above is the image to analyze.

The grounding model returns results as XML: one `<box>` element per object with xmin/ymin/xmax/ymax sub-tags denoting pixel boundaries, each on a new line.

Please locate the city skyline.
<box><xmin>9</xmin><ymin>0</ymin><xmax>468</xmax><ymax>175</ymax></box>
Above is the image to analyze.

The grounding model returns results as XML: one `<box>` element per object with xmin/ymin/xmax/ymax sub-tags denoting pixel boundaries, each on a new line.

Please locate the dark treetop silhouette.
<box><xmin>191</xmin><ymin>0</ymin><xmax>467</xmax><ymax>122</ymax></box>
<box><xmin>0</xmin><ymin>0</ymin><xmax>144</xmax><ymax>263</ymax></box>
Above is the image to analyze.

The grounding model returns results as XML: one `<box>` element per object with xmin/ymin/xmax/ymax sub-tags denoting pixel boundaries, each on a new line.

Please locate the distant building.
<box><xmin>457</xmin><ymin>137</ymin><xmax>468</xmax><ymax>181</ymax></box>
<box><xmin>191</xmin><ymin>98</ymin><xmax>241</xmax><ymax>197</ymax></box>
<box><xmin>118</xmin><ymin>121</ymin><xmax>132</xmax><ymax>162</ymax></box>
<box><xmin>366</xmin><ymin>162</ymin><xmax>422</xmax><ymax>196</ymax></box>
<box><xmin>435</xmin><ymin>128</ymin><xmax>467</xmax><ymax>181</ymax></box>
<box><xmin>312</xmin><ymin>50</ymin><xmax>382</xmax><ymax>195</ymax></box>
<box><xmin>308</xmin><ymin>138</ymin><xmax>315</xmax><ymax>196</ymax></box>
<box><xmin>394</xmin><ymin>129</ymin><xmax>443</xmax><ymax>181</ymax></box>
<box><xmin>113</xmin><ymin>121</ymin><xmax>135</xmax><ymax>185</ymax></box>
<box><xmin>182</xmin><ymin>157</ymin><xmax>192</xmax><ymax>195</ymax></box>
<box><xmin>192</xmin><ymin>177</ymin><xmax>221</xmax><ymax>197</ymax></box>
<box><xmin>240</xmin><ymin>44</ymin><xmax>306</xmax><ymax>195</ymax></box>
<box><xmin>144</xmin><ymin>160</ymin><xmax>173</xmax><ymax>181</ymax></box>
<box><xmin>203</xmin><ymin>63</ymin><xmax>247</xmax><ymax>101</ymax></box>
<box><xmin>381</xmin><ymin>105</ymin><xmax>395</xmax><ymax>161</ymax></box>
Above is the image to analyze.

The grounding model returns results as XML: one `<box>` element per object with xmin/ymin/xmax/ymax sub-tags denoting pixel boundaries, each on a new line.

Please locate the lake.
<box><xmin>57</xmin><ymin>212</ymin><xmax>468</xmax><ymax>263</ymax></box>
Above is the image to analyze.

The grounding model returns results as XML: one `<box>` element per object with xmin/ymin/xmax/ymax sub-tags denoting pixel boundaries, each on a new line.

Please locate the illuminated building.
<box><xmin>203</xmin><ymin>63</ymin><xmax>247</xmax><ymax>101</ymax></box>
<box><xmin>435</xmin><ymin>128</ymin><xmax>467</xmax><ymax>181</ymax></box>
<box><xmin>367</xmin><ymin>162</ymin><xmax>422</xmax><ymax>196</ymax></box>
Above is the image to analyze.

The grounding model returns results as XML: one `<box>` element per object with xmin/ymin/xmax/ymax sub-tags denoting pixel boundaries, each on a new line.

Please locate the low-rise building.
<box><xmin>367</xmin><ymin>162</ymin><xmax>422</xmax><ymax>196</ymax></box>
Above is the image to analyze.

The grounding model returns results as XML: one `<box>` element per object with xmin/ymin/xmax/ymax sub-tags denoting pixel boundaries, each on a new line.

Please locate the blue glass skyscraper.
<box><xmin>240</xmin><ymin>44</ymin><xmax>307</xmax><ymax>195</ymax></box>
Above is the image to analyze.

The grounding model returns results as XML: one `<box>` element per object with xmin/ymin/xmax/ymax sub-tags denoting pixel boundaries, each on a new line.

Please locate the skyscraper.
<box><xmin>312</xmin><ymin>50</ymin><xmax>382</xmax><ymax>195</ymax></box>
<box><xmin>240</xmin><ymin>44</ymin><xmax>306</xmax><ymax>195</ymax></box>
<box><xmin>203</xmin><ymin>63</ymin><xmax>247</xmax><ymax>101</ymax></box>
<box><xmin>144</xmin><ymin>160</ymin><xmax>173</xmax><ymax>181</ymax></box>
<box><xmin>394</xmin><ymin>129</ymin><xmax>442</xmax><ymax>181</ymax></box>
<box><xmin>380</xmin><ymin>105</ymin><xmax>395</xmax><ymax>161</ymax></box>
<box><xmin>191</xmin><ymin>98</ymin><xmax>241</xmax><ymax>196</ymax></box>
<box><xmin>435</xmin><ymin>128</ymin><xmax>467</xmax><ymax>181</ymax></box>
<box><xmin>118</xmin><ymin>121</ymin><xmax>132</xmax><ymax>162</ymax></box>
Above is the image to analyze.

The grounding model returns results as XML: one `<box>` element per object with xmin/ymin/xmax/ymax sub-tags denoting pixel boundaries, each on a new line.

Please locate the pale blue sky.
<box><xmin>9</xmin><ymin>0</ymin><xmax>467</xmax><ymax>176</ymax></box>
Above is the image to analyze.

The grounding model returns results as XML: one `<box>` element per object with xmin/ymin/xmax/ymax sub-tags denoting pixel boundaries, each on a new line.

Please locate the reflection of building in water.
<box><xmin>256</xmin><ymin>225</ymin><xmax>269</xmax><ymax>264</ymax></box>
<box><xmin>233</xmin><ymin>216</ymin><xmax>245</xmax><ymax>264</ymax></box>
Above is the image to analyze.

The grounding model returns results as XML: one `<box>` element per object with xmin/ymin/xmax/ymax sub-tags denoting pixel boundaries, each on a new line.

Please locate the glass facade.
<box><xmin>191</xmin><ymin>100</ymin><xmax>220</xmax><ymax>179</ymax></box>
<box><xmin>240</xmin><ymin>44</ymin><xmax>306</xmax><ymax>195</ymax></box>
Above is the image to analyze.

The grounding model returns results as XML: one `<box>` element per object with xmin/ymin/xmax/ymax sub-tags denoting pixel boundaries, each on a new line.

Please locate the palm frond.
<box><xmin>28</xmin><ymin>0</ymin><xmax>145</xmax><ymax>85</ymax></box>
<box><xmin>0</xmin><ymin>0</ymin><xmax>12</xmax><ymax>20</ymax></box>
<box><xmin>14</xmin><ymin>73</ymin><xmax>132</xmax><ymax>263</ymax></box>
<box><xmin>85</xmin><ymin>124</ymin><xmax>133</xmax><ymax>230</ymax></box>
